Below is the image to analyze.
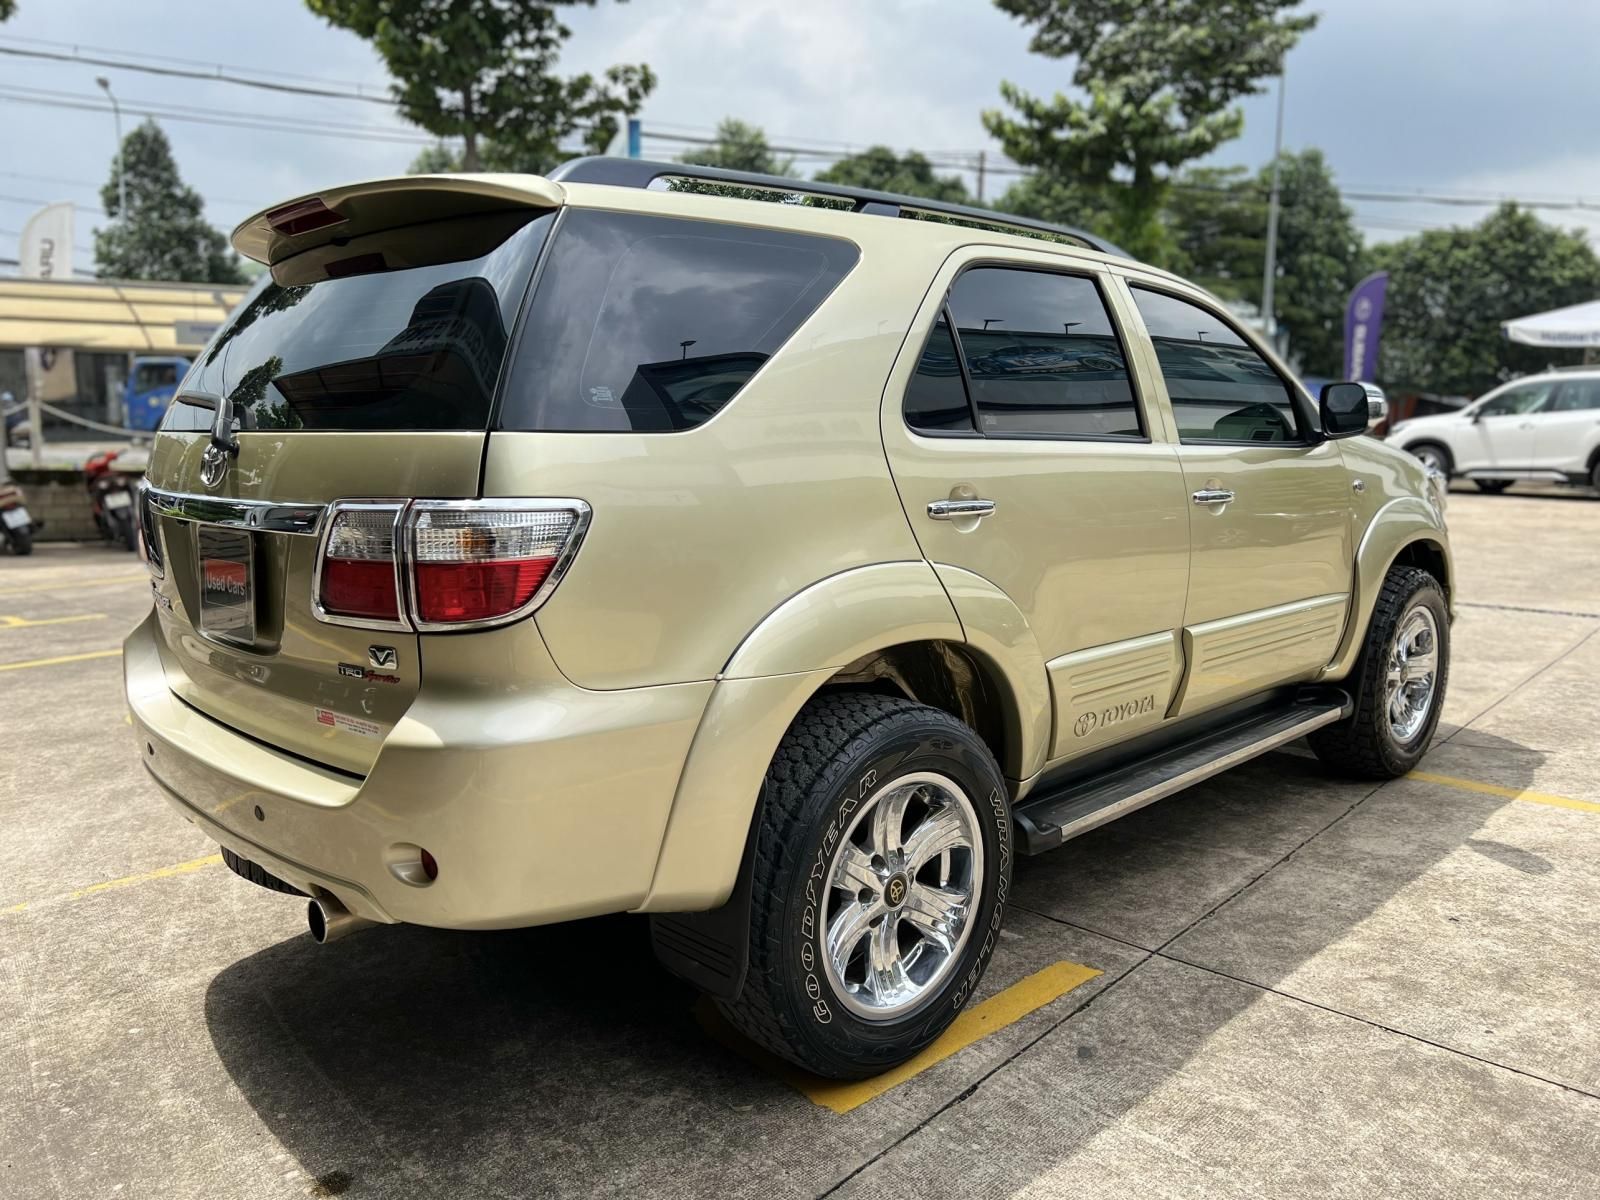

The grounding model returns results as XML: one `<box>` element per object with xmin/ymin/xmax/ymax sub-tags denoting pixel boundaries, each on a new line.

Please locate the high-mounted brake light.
<box><xmin>311</xmin><ymin>499</ymin><xmax>589</xmax><ymax>633</ymax></box>
<box><xmin>265</xmin><ymin>197</ymin><xmax>347</xmax><ymax>237</ymax></box>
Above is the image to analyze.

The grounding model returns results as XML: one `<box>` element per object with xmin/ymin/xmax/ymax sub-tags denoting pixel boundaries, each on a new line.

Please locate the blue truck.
<box><xmin>123</xmin><ymin>355</ymin><xmax>191</xmax><ymax>432</ymax></box>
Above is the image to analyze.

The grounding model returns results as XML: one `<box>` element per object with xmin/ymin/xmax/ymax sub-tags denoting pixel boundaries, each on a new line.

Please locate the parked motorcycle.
<box><xmin>0</xmin><ymin>467</ymin><xmax>37</xmax><ymax>556</ymax></box>
<box><xmin>85</xmin><ymin>450</ymin><xmax>139</xmax><ymax>552</ymax></box>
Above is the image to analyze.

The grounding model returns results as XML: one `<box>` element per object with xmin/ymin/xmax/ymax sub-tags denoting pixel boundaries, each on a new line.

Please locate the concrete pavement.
<box><xmin>2</xmin><ymin>489</ymin><xmax>1598</xmax><ymax>1198</ymax></box>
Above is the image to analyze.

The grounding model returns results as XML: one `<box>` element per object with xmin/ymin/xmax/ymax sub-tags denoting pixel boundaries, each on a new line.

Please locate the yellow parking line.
<box><xmin>700</xmin><ymin>959</ymin><xmax>1102</xmax><ymax>1114</ymax></box>
<box><xmin>0</xmin><ymin>613</ymin><xmax>106</xmax><ymax>628</ymax></box>
<box><xmin>1409</xmin><ymin>770</ymin><xmax>1600</xmax><ymax>815</ymax></box>
<box><xmin>2</xmin><ymin>853</ymin><xmax>222</xmax><ymax>917</ymax></box>
<box><xmin>0</xmin><ymin>574</ymin><xmax>146</xmax><ymax>598</ymax></box>
<box><xmin>0</xmin><ymin>647</ymin><xmax>123</xmax><ymax>672</ymax></box>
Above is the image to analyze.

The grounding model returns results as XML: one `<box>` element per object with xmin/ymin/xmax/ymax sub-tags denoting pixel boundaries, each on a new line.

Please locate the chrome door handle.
<box><xmin>1192</xmin><ymin>489</ymin><xmax>1235</xmax><ymax>505</ymax></box>
<box><xmin>927</xmin><ymin>498</ymin><xmax>996</xmax><ymax>521</ymax></box>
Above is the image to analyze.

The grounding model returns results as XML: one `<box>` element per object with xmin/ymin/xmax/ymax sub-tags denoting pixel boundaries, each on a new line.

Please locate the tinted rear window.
<box><xmin>498</xmin><ymin>210</ymin><xmax>859</xmax><ymax>432</ymax></box>
<box><xmin>167</xmin><ymin>210</ymin><xmax>551</xmax><ymax>433</ymax></box>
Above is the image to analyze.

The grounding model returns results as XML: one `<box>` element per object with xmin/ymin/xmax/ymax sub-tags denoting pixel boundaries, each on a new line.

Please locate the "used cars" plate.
<box><xmin>197</xmin><ymin>526</ymin><xmax>255</xmax><ymax>645</ymax></box>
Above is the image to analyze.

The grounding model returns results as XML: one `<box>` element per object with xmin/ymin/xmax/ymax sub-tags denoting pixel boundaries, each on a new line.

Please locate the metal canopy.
<box><xmin>0</xmin><ymin>276</ymin><xmax>249</xmax><ymax>354</ymax></box>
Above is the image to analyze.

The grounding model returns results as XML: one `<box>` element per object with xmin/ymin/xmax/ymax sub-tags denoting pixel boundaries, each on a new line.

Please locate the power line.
<box><xmin>0</xmin><ymin>169</ymin><xmax>257</xmax><ymax>210</ymax></box>
<box><xmin>636</xmin><ymin>129</ymin><xmax>1600</xmax><ymax>219</ymax></box>
<box><xmin>0</xmin><ymin>192</ymin><xmax>109</xmax><ymax>217</ymax></box>
<box><xmin>0</xmin><ymin>41</ymin><xmax>396</xmax><ymax>107</ymax></box>
<box><xmin>0</xmin><ymin>89</ymin><xmax>439</xmax><ymax>147</ymax></box>
<box><xmin>0</xmin><ymin>32</ymin><xmax>392</xmax><ymax>92</ymax></box>
<box><xmin>0</xmin><ymin>81</ymin><xmax>433</xmax><ymax>141</ymax></box>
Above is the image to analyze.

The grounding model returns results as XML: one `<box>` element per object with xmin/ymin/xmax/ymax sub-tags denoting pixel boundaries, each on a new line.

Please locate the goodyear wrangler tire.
<box><xmin>1310</xmin><ymin>565</ymin><xmax>1449</xmax><ymax>779</ymax></box>
<box><xmin>718</xmin><ymin>692</ymin><xmax>1012</xmax><ymax>1080</ymax></box>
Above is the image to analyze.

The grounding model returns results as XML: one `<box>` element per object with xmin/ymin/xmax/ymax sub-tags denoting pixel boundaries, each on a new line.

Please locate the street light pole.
<box><xmin>1260</xmin><ymin>66</ymin><xmax>1287</xmax><ymax>348</ymax></box>
<box><xmin>96</xmin><ymin>76</ymin><xmax>127</xmax><ymax>221</ymax></box>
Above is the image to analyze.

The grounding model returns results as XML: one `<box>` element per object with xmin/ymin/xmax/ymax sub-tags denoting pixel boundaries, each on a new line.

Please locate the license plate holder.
<box><xmin>1</xmin><ymin>506</ymin><xmax>28</xmax><ymax>530</ymax></box>
<box><xmin>197</xmin><ymin>526</ymin><xmax>255</xmax><ymax>645</ymax></box>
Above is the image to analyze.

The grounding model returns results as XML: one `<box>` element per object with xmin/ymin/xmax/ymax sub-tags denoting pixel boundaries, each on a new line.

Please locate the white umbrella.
<box><xmin>1503</xmin><ymin>299</ymin><xmax>1600</xmax><ymax>347</ymax></box>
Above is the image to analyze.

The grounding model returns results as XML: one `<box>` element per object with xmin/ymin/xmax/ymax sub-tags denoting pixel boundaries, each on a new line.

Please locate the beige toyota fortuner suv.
<box><xmin>126</xmin><ymin>158</ymin><xmax>1452</xmax><ymax>1079</ymax></box>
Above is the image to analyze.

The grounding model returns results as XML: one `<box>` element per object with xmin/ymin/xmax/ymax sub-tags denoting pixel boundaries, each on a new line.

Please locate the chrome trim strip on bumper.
<box><xmin>144</xmin><ymin>486</ymin><xmax>327</xmax><ymax>536</ymax></box>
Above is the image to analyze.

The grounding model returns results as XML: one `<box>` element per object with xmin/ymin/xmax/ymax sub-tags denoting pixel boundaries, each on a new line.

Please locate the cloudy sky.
<box><xmin>4</xmin><ymin>0</ymin><xmax>1599</xmax><ymax>275</ymax></box>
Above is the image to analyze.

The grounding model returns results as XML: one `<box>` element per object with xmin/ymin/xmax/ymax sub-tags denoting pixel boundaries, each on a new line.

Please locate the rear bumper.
<box><xmin>124</xmin><ymin>611</ymin><xmax>713</xmax><ymax>929</ymax></box>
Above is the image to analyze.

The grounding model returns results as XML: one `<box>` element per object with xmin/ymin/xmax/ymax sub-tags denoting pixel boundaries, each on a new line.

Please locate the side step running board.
<box><xmin>1014</xmin><ymin>691</ymin><xmax>1352</xmax><ymax>855</ymax></box>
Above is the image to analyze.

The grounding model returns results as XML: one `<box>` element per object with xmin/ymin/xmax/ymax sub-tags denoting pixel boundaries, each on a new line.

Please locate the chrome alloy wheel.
<box><xmin>821</xmin><ymin>771</ymin><xmax>984</xmax><ymax>1021</ymax></box>
<box><xmin>1387</xmin><ymin>605</ymin><xmax>1440</xmax><ymax>742</ymax></box>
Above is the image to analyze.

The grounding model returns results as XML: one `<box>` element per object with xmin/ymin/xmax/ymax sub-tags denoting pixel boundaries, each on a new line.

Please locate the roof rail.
<box><xmin>547</xmin><ymin>156</ymin><xmax>1131</xmax><ymax>259</ymax></box>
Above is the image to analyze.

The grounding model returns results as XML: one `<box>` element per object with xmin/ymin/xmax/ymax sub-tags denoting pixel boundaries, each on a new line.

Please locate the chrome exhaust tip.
<box><xmin>307</xmin><ymin>895</ymin><xmax>376</xmax><ymax>944</ymax></box>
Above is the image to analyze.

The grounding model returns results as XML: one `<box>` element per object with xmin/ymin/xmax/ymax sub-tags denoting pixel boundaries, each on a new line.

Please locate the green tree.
<box><xmin>678</xmin><ymin>119</ymin><xmax>793</xmax><ymax>175</ymax></box>
<box><xmin>815</xmin><ymin>147</ymin><xmax>970</xmax><ymax>204</ymax></box>
<box><xmin>994</xmin><ymin>173</ymin><xmax>1112</xmax><ymax>242</ymax></box>
<box><xmin>670</xmin><ymin>118</ymin><xmax>799</xmax><ymax>202</ymax></box>
<box><xmin>1372</xmin><ymin>204</ymin><xmax>1600</xmax><ymax>395</ymax></box>
<box><xmin>93</xmin><ymin>121</ymin><xmax>243</xmax><ymax>284</ymax></box>
<box><xmin>984</xmin><ymin>0</ymin><xmax>1316</xmax><ymax>262</ymax></box>
<box><xmin>0</xmin><ymin>2</ymin><xmax>16</xmax><ymax>21</ymax></box>
<box><xmin>1165</xmin><ymin>166</ymin><xmax>1261</xmax><ymax>294</ymax></box>
<box><xmin>307</xmin><ymin>0</ymin><xmax>654</xmax><ymax>174</ymax></box>
<box><xmin>1168</xmin><ymin>150</ymin><xmax>1362</xmax><ymax>376</ymax></box>
<box><xmin>409</xmin><ymin>142</ymin><xmax>464</xmax><ymax>174</ymax></box>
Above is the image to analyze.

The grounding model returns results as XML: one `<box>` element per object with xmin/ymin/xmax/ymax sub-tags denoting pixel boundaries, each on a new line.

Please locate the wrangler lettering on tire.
<box><xmin>718</xmin><ymin>693</ymin><xmax>1012</xmax><ymax>1080</ymax></box>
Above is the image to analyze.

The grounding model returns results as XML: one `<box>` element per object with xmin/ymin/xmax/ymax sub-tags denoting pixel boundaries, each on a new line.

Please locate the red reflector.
<box><xmin>265</xmin><ymin>197</ymin><xmax>347</xmax><ymax>237</ymax></box>
<box><xmin>420</xmin><ymin>849</ymin><xmax>438</xmax><ymax>882</ymax></box>
<box><xmin>414</xmin><ymin>558</ymin><xmax>554</xmax><ymax>624</ymax></box>
<box><xmin>321</xmin><ymin>558</ymin><xmax>399</xmax><ymax>621</ymax></box>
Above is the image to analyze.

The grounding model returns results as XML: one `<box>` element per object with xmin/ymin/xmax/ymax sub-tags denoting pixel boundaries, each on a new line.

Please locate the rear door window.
<box><xmin>945</xmin><ymin>268</ymin><xmax>1141</xmax><ymax>438</ymax></box>
<box><xmin>1550</xmin><ymin>379</ymin><xmax>1600</xmax><ymax>412</ymax></box>
<box><xmin>168</xmin><ymin>210</ymin><xmax>552</xmax><ymax>433</ymax></box>
<box><xmin>498</xmin><ymin>211</ymin><xmax>858</xmax><ymax>432</ymax></box>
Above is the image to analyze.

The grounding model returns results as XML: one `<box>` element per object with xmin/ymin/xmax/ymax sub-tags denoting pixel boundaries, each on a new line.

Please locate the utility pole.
<box><xmin>1260</xmin><ymin>66</ymin><xmax>1287</xmax><ymax>347</ymax></box>
<box><xmin>96</xmin><ymin>76</ymin><xmax>127</xmax><ymax>221</ymax></box>
<box><xmin>976</xmin><ymin>151</ymin><xmax>986</xmax><ymax>205</ymax></box>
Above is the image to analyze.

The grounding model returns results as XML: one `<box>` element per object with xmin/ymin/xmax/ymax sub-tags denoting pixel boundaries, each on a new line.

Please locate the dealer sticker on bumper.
<box><xmin>314</xmin><ymin>708</ymin><xmax>382</xmax><ymax>739</ymax></box>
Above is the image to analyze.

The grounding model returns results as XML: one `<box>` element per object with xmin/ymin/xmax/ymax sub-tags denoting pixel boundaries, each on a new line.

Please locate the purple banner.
<box><xmin>1343</xmin><ymin>271</ymin><xmax>1389</xmax><ymax>381</ymax></box>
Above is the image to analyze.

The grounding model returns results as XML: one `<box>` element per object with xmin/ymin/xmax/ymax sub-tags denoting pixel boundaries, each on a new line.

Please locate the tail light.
<box><xmin>409</xmin><ymin>503</ymin><xmax>585</xmax><ymax>629</ymax></box>
<box><xmin>312</xmin><ymin>499</ymin><xmax>589</xmax><ymax>633</ymax></box>
<box><xmin>315</xmin><ymin>503</ymin><xmax>405</xmax><ymax>628</ymax></box>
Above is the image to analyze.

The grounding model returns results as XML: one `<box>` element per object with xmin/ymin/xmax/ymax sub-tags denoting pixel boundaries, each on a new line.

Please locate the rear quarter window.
<box><xmin>498</xmin><ymin>210</ymin><xmax>859</xmax><ymax>432</ymax></box>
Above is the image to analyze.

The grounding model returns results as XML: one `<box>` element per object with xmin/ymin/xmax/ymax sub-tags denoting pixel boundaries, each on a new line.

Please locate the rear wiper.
<box><xmin>210</xmin><ymin>395</ymin><xmax>241</xmax><ymax>458</ymax></box>
<box><xmin>177</xmin><ymin>389</ymin><xmax>241</xmax><ymax>457</ymax></box>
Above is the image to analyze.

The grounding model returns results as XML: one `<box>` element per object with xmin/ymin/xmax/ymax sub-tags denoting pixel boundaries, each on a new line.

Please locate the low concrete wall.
<box><xmin>11</xmin><ymin>468</ymin><xmax>143</xmax><ymax>542</ymax></box>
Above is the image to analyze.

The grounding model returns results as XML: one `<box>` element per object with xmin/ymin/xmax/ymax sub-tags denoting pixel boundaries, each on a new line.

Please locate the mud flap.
<box><xmin>647</xmin><ymin>793</ymin><xmax>761</xmax><ymax>1001</ymax></box>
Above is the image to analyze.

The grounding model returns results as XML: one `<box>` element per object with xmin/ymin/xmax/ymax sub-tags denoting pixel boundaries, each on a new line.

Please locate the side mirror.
<box><xmin>1319</xmin><ymin>382</ymin><xmax>1369</xmax><ymax>439</ymax></box>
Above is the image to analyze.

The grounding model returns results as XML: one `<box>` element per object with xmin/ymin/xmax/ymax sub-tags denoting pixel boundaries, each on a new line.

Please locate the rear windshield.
<box><xmin>498</xmin><ymin>210</ymin><xmax>859</xmax><ymax>432</ymax></box>
<box><xmin>166</xmin><ymin>210</ymin><xmax>552</xmax><ymax>433</ymax></box>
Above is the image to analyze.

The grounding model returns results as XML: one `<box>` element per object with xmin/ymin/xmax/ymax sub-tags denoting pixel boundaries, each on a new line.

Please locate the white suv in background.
<box><xmin>1387</xmin><ymin>368</ymin><xmax>1600</xmax><ymax>495</ymax></box>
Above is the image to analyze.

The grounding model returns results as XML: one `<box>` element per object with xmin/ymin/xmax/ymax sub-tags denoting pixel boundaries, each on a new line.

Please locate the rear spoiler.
<box><xmin>231</xmin><ymin>174</ymin><xmax>566</xmax><ymax>268</ymax></box>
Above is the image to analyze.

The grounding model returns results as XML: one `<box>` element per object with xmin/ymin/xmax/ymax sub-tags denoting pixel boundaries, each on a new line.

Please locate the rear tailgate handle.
<box><xmin>927</xmin><ymin>498</ymin><xmax>996</xmax><ymax>521</ymax></box>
